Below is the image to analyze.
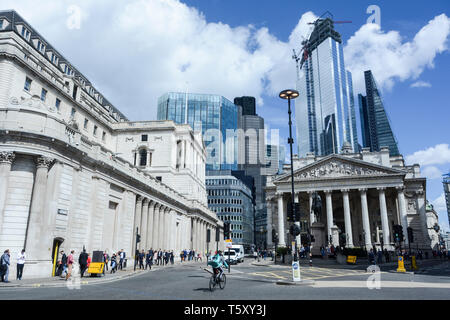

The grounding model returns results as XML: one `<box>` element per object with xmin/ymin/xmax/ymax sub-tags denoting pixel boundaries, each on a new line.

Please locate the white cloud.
<box><xmin>410</xmin><ymin>80</ymin><xmax>432</xmax><ymax>88</ymax></box>
<box><xmin>421</xmin><ymin>166</ymin><xmax>443</xmax><ymax>179</ymax></box>
<box><xmin>433</xmin><ymin>193</ymin><xmax>447</xmax><ymax>213</ymax></box>
<box><xmin>405</xmin><ymin>144</ymin><xmax>450</xmax><ymax>166</ymax></box>
<box><xmin>345</xmin><ymin>14</ymin><xmax>450</xmax><ymax>94</ymax></box>
<box><xmin>1</xmin><ymin>1</ymin><xmax>448</xmax><ymax>121</ymax></box>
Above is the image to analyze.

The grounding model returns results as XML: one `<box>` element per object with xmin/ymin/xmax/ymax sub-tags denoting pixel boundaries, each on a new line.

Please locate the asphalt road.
<box><xmin>1</xmin><ymin>260</ymin><xmax>449</xmax><ymax>300</ymax></box>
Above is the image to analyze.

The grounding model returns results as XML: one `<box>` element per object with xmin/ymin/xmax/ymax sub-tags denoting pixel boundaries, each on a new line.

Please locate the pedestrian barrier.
<box><xmin>346</xmin><ymin>255</ymin><xmax>357</xmax><ymax>264</ymax></box>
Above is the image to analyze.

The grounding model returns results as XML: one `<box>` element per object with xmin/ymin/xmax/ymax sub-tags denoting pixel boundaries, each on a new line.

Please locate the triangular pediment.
<box><xmin>275</xmin><ymin>155</ymin><xmax>406</xmax><ymax>183</ymax></box>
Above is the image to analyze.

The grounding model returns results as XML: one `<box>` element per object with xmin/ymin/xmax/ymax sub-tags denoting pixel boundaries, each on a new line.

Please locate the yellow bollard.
<box><xmin>397</xmin><ymin>256</ymin><xmax>406</xmax><ymax>272</ymax></box>
<box><xmin>411</xmin><ymin>255</ymin><xmax>418</xmax><ymax>271</ymax></box>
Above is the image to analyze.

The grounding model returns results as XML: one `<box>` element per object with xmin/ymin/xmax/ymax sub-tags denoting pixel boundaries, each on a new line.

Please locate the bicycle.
<box><xmin>209</xmin><ymin>268</ymin><xmax>226</xmax><ymax>291</ymax></box>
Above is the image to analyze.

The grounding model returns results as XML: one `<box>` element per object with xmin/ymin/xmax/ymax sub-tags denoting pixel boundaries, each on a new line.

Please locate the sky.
<box><xmin>1</xmin><ymin>0</ymin><xmax>449</xmax><ymax>231</ymax></box>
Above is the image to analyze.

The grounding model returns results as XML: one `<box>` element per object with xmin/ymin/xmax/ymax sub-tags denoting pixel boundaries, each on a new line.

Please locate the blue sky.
<box><xmin>1</xmin><ymin>0</ymin><xmax>449</xmax><ymax>230</ymax></box>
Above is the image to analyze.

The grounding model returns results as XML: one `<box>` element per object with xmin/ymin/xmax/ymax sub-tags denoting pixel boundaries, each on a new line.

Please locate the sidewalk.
<box><xmin>0</xmin><ymin>259</ymin><xmax>205</xmax><ymax>289</ymax></box>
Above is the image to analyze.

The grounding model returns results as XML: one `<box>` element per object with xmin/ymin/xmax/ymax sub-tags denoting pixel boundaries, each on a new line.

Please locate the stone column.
<box><xmin>25</xmin><ymin>156</ymin><xmax>54</xmax><ymax>262</ymax></box>
<box><xmin>341</xmin><ymin>189</ymin><xmax>354</xmax><ymax>248</ymax></box>
<box><xmin>0</xmin><ymin>152</ymin><xmax>15</xmax><ymax>233</ymax></box>
<box><xmin>359</xmin><ymin>188</ymin><xmax>372</xmax><ymax>250</ymax></box>
<box><xmin>133</xmin><ymin>196</ymin><xmax>143</xmax><ymax>255</ymax></box>
<box><xmin>266</xmin><ymin>197</ymin><xmax>273</xmax><ymax>247</ymax></box>
<box><xmin>325</xmin><ymin>190</ymin><xmax>334</xmax><ymax>244</ymax></box>
<box><xmin>152</xmin><ymin>204</ymin><xmax>160</xmax><ymax>249</ymax></box>
<box><xmin>161</xmin><ymin>207</ymin><xmax>168</xmax><ymax>250</ymax></box>
<box><xmin>140</xmin><ymin>199</ymin><xmax>149</xmax><ymax>250</ymax></box>
<box><xmin>277</xmin><ymin>193</ymin><xmax>286</xmax><ymax>247</ymax></box>
<box><xmin>397</xmin><ymin>187</ymin><xmax>409</xmax><ymax>246</ymax></box>
<box><xmin>147</xmin><ymin>202</ymin><xmax>155</xmax><ymax>249</ymax></box>
<box><xmin>308</xmin><ymin>191</ymin><xmax>315</xmax><ymax>225</ymax></box>
<box><xmin>378</xmin><ymin>188</ymin><xmax>392</xmax><ymax>250</ymax></box>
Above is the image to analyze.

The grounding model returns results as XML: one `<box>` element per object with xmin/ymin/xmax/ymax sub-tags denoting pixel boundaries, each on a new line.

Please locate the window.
<box><xmin>37</xmin><ymin>40</ymin><xmax>45</xmax><ymax>53</ymax></box>
<box><xmin>21</xmin><ymin>27</ymin><xmax>30</xmax><ymax>40</ymax></box>
<box><xmin>70</xmin><ymin>108</ymin><xmax>76</xmax><ymax>118</ymax></box>
<box><xmin>141</xmin><ymin>135</ymin><xmax>148</xmax><ymax>142</ymax></box>
<box><xmin>55</xmin><ymin>98</ymin><xmax>61</xmax><ymax>111</ymax></box>
<box><xmin>84</xmin><ymin>118</ymin><xmax>88</xmax><ymax>129</ymax></box>
<box><xmin>40</xmin><ymin>88</ymin><xmax>47</xmax><ymax>102</ymax></box>
<box><xmin>0</xmin><ymin>20</ymin><xmax>3</xmax><ymax>30</ymax></box>
<box><xmin>24</xmin><ymin>77</ymin><xmax>32</xmax><ymax>91</ymax></box>
<box><xmin>139</xmin><ymin>149</ymin><xmax>147</xmax><ymax>166</ymax></box>
<box><xmin>102</xmin><ymin>131</ymin><xmax>106</xmax><ymax>142</ymax></box>
<box><xmin>93</xmin><ymin>125</ymin><xmax>98</xmax><ymax>136</ymax></box>
<box><xmin>51</xmin><ymin>53</ymin><xmax>59</xmax><ymax>65</ymax></box>
<box><xmin>156</xmin><ymin>176</ymin><xmax>162</xmax><ymax>182</ymax></box>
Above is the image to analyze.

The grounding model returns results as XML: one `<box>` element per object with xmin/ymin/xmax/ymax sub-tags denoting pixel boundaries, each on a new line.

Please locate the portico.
<box><xmin>266</xmin><ymin>153</ymin><xmax>431</xmax><ymax>254</ymax></box>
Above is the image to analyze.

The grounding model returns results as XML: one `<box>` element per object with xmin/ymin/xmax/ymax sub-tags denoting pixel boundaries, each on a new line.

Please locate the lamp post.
<box><xmin>279</xmin><ymin>89</ymin><xmax>300</xmax><ymax>263</ymax></box>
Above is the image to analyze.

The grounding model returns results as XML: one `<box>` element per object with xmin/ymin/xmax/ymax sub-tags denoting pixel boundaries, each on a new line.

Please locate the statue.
<box><xmin>311</xmin><ymin>192</ymin><xmax>322</xmax><ymax>222</ymax></box>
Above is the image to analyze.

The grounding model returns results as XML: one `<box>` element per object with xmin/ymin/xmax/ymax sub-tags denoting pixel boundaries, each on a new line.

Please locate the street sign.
<box><xmin>225</xmin><ymin>239</ymin><xmax>232</xmax><ymax>248</ymax></box>
<box><xmin>292</xmin><ymin>261</ymin><xmax>301</xmax><ymax>282</ymax></box>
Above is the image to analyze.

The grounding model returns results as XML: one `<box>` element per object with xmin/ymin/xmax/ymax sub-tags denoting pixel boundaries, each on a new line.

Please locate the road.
<box><xmin>1</xmin><ymin>259</ymin><xmax>449</xmax><ymax>300</ymax></box>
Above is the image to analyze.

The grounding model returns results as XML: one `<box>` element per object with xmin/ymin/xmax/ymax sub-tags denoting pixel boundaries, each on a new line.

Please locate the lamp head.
<box><xmin>279</xmin><ymin>89</ymin><xmax>299</xmax><ymax>100</ymax></box>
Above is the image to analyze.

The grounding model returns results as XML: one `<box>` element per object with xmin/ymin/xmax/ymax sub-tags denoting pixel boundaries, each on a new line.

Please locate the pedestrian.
<box><xmin>79</xmin><ymin>249</ymin><xmax>88</xmax><ymax>277</ymax></box>
<box><xmin>377</xmin><ymin>249</ymin><xmax>383</xmax><ymax>264</ymax></box>
<box><xmin>0</xmin><ymin>249</ymin><xmax>11</xmax><ymax>283</ymax></box>
<box><xmin>383</xmin><ymin>248</ymin><xmax>389</xmax><ymax>263</ymax></box>
<box><xmin>139</xmin><ymin>250</ymin><xmax>145</xmax><ymax>269</ymax></box>
<box><xmin>253</xmin><ymin>250</ymin><xmax>257</xmax><ymax>261</ymax></box>
<box><xmin>110</xmin><ymin>253</ymin><xmax>117</xmax><ymax>273</ymax></box>
<box><xmin>87</xmin><ymin>253</ymin><xmax>91</xmax><ymax>268</ymax></box>
<box><xmin>157</xmin><ymin>249</ymin><xmax>162</xmax><ymax>265</ymax></box>
<box><xmin>60</xmin><ymin>250</ymin><xmax>68</xmax><ymax>277</ymax></box>
<box><xmin>368</xmin><ymin>249</ymin><xmax>375</xmax><ymax>265</ymax></box>
<box><xmin>320</xmin><ymin>246</ymin><xmax>325</xmax><ymax>259</ymax></box>
<box><xmin>66</xmin><ymin>250</ymin><xmax>74</xmax><ymax>281</ymax></box>
<box><xmin>103</xmin><ymin>252</ymin><xmax>109</xmax><ymax>272</ymax></box>
<box><xmin>145</xmin><ymin>250</ymin><xmax>152</xmax><ymax>270</ymax></box>
<box><xmin>16</xmin><ymin>249</ymin><xmax>26</xmax><ymax>280</ymax></box>
<box><xmin>170</xmin><ymin>251</ymin><xmax>174</xmax><ymax>265</ymax></box>
<box><xmin>197</xmin><ymin>252</ymin><xmax>202</xmax><ymax>262</ymax></box>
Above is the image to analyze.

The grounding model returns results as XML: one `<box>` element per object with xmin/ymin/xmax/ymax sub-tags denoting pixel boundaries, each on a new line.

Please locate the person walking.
<box><xmin>0</xmin><ymin>249</ymin><xmax>11</xmax><ymax>283</ymax></box>
<box><xmin>16</xmin><ymin>249</ymin><xmax>26</xmax><ymax>280</ymax></box>
<box><xmin>368</xmin><ymin>249</ymin><xmax>375</xmax><ymax>265</ymax></box>
<box><xmin>79</xmin><ymin>249</ymin><xmax>88</xmax><ymax>277</ymax></box>
<box><xmin>138</xmin><ymin>250</ymin><xmax>145</xmax><ymax>269</ymax></box>
<box><xmin>66</xmin><ymin>250</ymin><xmax>74</xmax><ymax>281</ymax></box>
<box><xmin>110</xmin><ymin>253</ymin><xmax>117</xmax><ymax>273</ymax></box>
<box><xmin>103</xmin><ymin>252</ymin><xmax>109</xmax><ymax>272</ymax></box>
<box><xmin>119</xmin><ymin>249</ymin><xmax>126</xmax><ymax>270</ymax></box>
<box><xmin>145</xmin><ymin>250</ymin><xmax>152</xmax><ymax>270</ymax></box>
<box><xmin>170</xmin><ymin>251</ymin><xmax>174</xmax><ymax>265</ymax></box>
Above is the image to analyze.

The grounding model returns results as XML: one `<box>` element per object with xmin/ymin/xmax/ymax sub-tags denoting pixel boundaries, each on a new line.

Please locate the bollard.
<box><xmin>397</xmin><ymin>256</ymin><xmax>406</xmax><ymax>272</ymax></box>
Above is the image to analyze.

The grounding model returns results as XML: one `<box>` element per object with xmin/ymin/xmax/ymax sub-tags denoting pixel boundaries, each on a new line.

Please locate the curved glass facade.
<box><xmin>158</xmin><ymin>92</ymin><xmax>239</xmax><ymax>170</ymax></box>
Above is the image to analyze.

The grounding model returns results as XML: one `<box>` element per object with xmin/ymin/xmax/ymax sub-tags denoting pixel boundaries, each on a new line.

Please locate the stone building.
<box><xmin>0</xmin><ymin>10</ymin><xmax>222</xmax><ymax>279</ymax></box>
<box><xmin>266</xmin><ymin>145</ymin><xmax>433</xmax><ymax>254</ymax></box>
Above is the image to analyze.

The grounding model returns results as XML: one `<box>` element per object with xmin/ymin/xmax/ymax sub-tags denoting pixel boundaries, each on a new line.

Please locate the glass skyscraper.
<box><xmin>158</xmin><ymin>92</ymin><xmax>239</xmax><ymax>170</ymax></box>
<box><xmin>296</xmin><ymin>18</ymin><xmax>358</xmax><ymax>157</ymax></box>
<box><xmin>358</xmin><ymin>70</ymin><xmax>400</xmax><ymax>156</ymax></box>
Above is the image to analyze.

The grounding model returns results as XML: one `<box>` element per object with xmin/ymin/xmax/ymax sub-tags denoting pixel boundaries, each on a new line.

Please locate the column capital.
<box><xmin>142</xmin><ymin>198</ymin><xmax>150</xmax><ymax>206</ymax></box>
<box><xmin>324</xmin><ymin>190</ymin><xmax>333</xmax><ymax>195</ymax></box>
<box><xmin>377</xmin><ymin>187</ymin><xmax>386</xmax><ymax>191</ymax></box>
<box><xmin>136</xmin><ymin>195</ymin><xmax>144</xmax><ymax>203</ymax></box>
<box><xmin>0</xmin><ymin>151</ymin><xmax>15</xmax><ymax>164</ymax></box>
<box><xmin>307</xmin><ymin>191</ymin><xmax>315</xmax><ymax>195</ymax></box>
<box><xmin>396</xmin><ymin>186</ymin><xmax>405</xmax><ymax>192</ymax></box>
<box><xmin>358</xmin><ymin>188</ymin><xmax>368</xmax><ymax>193</ymax></box>
<box><xmin>275</xmin><ymin>191</ymin><xmax>284</xmax><ymax>197</ymax></box>
<box><xmin>36</xmin><ymin>156</ymin><xmax>54</xmax><ymax>169</ymax></box>
<box><xmin>341</xmin><ymin>189</ymin><xmax>350</xmax><ymax>193</ymax></box>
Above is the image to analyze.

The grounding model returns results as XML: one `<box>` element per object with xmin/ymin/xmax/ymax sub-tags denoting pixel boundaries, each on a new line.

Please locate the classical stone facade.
<box><xmin>0</xmin><ymin>10</ymin><xmax>223</xmax><ymax>279</ymax></box>
<box><xmin>266</xmin><ymin>147</ymin><xmax>433</xmax><ymax>254</ymax></box>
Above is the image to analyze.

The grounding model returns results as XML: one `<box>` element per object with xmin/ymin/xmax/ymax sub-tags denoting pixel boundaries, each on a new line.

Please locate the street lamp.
<box><xmin>279</xmin><ymin>89</ymin><xmax>300</xmax><ymax>262</ymax></box>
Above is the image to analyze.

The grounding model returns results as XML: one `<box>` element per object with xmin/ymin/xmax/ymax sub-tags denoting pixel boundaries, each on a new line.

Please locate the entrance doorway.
<box><xmin>51</xmin><ymin>237</ymin><xmax>64</xmax><ymax>277</ymax></box>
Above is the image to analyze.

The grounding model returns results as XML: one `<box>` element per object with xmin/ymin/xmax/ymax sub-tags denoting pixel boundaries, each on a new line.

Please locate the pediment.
<box><xmin>275</xmin><ymin>155</ymin><xmax>405</xmax><ymax>183</ymax></box>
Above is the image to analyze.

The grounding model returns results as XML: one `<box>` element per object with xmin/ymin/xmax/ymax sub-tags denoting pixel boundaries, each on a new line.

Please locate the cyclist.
<box><xmin>208</xmin><ymin>250</ymin><xmax>228</xmax><ymax>281</ymax></box>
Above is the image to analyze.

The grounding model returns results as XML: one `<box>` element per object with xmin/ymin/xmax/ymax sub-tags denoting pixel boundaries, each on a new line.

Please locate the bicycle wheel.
<box><xmin>209</xmin><ymin>275</ymin><xmax>216</xmax><ymax>292</ymax></box>
<box><xmin>219</xmin><ymin>273</ymin><xmax>226</xmax><ymax>290</ymax></box>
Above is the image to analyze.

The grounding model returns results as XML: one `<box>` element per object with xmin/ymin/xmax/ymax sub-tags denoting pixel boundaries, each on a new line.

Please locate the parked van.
<box><xmin>230</xmin><ymin>245</ymin><xmax>245</xmax><ymax>263</ymax></box>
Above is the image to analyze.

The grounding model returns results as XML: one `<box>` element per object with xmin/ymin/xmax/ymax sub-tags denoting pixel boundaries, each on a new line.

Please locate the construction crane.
<box><xmin>294</xmin><ymin>13</ymin><xmax>352</xmax><ymax>72</ymax></box>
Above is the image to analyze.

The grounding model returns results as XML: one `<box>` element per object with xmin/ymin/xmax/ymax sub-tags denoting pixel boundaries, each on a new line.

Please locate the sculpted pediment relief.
<box><xmin>276</xmin><ymin>157</ymin><xmax>405</xmax><ymax>182</ymax></box>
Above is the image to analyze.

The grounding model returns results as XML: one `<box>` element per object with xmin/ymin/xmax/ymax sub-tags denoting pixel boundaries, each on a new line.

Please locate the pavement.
<box><xmin>0</xmin><ymin>259</ymin><xmax>207</xmax><ymax>289</ymax></box>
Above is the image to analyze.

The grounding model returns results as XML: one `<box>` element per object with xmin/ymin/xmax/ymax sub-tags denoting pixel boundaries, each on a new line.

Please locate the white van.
<box><xmin>224</xmin><ymin>250</ymin><xmax>238</xmax><ymax>265</ymax></box>
<box><xmin>230</xmin><ymin>245</ymin><xmax>244</xmax><ymax>263</ymax></box>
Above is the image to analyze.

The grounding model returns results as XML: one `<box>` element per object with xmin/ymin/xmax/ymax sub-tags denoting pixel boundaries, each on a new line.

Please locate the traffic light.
<box><xmin>407</xmin><ymin>227</ymin><xmax>414</xmax><ymax>243</ymax></box>
<box><xmin>393</xmin><ymin>225</ymin><xmax>404</xmax><ymax>242</ymax></box>
<box><xmin>287</xmin><ymin>202</ymin><xmax>301</xmax><ymax>222</ymax></box>
<box><xmin>290</xmin><ymin>224</ymin><xmax>301</xmax><ymax>237</ymax></box>
<box><xmin>136</xmin><ymin>234</ymin><xmax>141</xmax><ymax>243</ymax></box>
<box><xmin>223</xmin><ymin>221</ymin><xmax>231</xmax><ymax>239</ymax></box>
<box><xmin>272</xmin><ymin>229</ymin><xmax>278</xmax><ymax>244</ymax></box>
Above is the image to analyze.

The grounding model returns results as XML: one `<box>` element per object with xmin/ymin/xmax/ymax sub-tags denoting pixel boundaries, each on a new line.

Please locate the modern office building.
<box><xmin>443</xmin><ymin>173</ymin><xmax>450</xmax><ymax>226</ymax></box>
<box><xmin>157</xmin><ymin>92</ymin><xmax>239</xmax><ymax>170</ymax></box>
<box><xmin>295</xmin><ymin>17</ymin><xmax>358</xmax><ymax>157</ymax></box>
<box><xmin>234</xmin><ymin>96</ymin><xmax>268</xmax><ymax>249</ymax></box>
<box><xmin>206</xmin><ymin>170</ymin><xmax>255</xmax><ymax>251</ymax></box>
<box><xmin>358</xmin><ymin>70</ymin><xmax>400</xmax><ymax>156</ymax></box>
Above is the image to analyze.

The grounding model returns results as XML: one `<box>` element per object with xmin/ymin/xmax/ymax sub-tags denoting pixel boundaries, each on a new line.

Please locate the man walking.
<box><xmin>16</xmin><ymin>249</ymin><xmax>26</xmax><ymax>280</ymax></box>
<box><xmin>146</xmin><ymin>249</ymin><xmax>153</xmax><ymax>270</ymax></box>
<box><xmin>0</xmin><ymin>249</ymin><xmax>10</xmax><ymax>283</ymax></box>
<box><xmin>119</xmin><ymin>249</ymin><xmax>126</xmax><ymax>270</ymax></box>
<box><xmin>79</xmin><ymin>249</ymin><xmax>88</xmax><ymax>277</ymax></box>
<box><xmin>138</xmin><ymin>250</ymin><xmax>145</xmax><ymax>269</ymax></box>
